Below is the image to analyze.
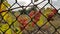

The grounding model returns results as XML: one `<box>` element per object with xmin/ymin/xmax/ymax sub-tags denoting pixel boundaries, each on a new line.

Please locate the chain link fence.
<box><xmin>0</xmin><ymin>0</ymin><xmax>60</xmax><ymax>34</ymax></box>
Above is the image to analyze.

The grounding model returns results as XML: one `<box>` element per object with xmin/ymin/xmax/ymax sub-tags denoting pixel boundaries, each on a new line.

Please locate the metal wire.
<box><xmin>0</xmin><ymin>0</ymin><xmax>60</xmax><ymax>34</ymax></box>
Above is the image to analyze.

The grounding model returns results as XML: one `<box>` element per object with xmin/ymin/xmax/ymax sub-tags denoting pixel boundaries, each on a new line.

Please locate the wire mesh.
<box><xmin>0</xmin><ymin>0</ymin><xmax>60</xmax><ymax>34</ymax></box>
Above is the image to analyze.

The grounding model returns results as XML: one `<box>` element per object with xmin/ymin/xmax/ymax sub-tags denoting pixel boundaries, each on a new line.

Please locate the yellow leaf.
<box><xmin>0</xmin><ymin>24</ymin><xmax>9</xmax><ymax>32</ymax></box>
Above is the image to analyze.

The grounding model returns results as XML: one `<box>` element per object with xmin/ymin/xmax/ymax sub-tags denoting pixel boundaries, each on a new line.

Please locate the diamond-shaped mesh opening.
<box><xmin>7</xmin><ymin>0</ymin><xmax>15</xmax><ymax>6</ymax></box>
<box><xmin>36</xmin><ymin>15</ymin><xmax>47</xmax><ymax>27</ymax></box>
<box><xmin>41</xmin><ymin>4</ymin><xmax>57</xmax><ymax>17</ymax></box>
<box><xmin>11</xmin><ymin>21</ymin><xmax>23</xmax><ymax>33</ymax></box>
<box><xmin>17</xmin><ymin>0</ymin><xmax>31</xmax><ymax>6</ymax></box>
<box><xmin>17</xmin><ymin>14</ymin><xmax>31</xmax><ymax>26</ymax></box>
<box><xmin>25</xmin><ymin>21</ymin><xmax>39</xmax><ymax>33</ymax></box>
<box><xmin>11</xmin><ymin>25</ymin><xmax>21</xmax><ymax>34</ymax></box>
<box><xmin>10</xmin><ymin>3</ymin><xmax>20</xmax><ymax>9</ymax></box>
<box><xmin>3</xmin><ymin>12</ymin><xmax>16</xmax><ymax>25</ymax></box>
<box><xmin>37</xmin><ymin>0</ymin><xmax>48</xmax><ymax>9</ymax></box>
<box><xmin>50</xmin><ymin>14</ymin><xmax>60</xmax><ymax>28</ymax></box>
<box><xmin>42</xmin><ymin>22</ymin><xmax>55</xmax><ymax>34</ymax></box>
<box><xmin>0</xmin><ymin>23</ymin><xmax>9</xmax><ymax>32</ymax></box>
<box><xmin>50</xmin><ymin>0</ymin><xmax>60</xmax><ymax>9</ymax></box>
